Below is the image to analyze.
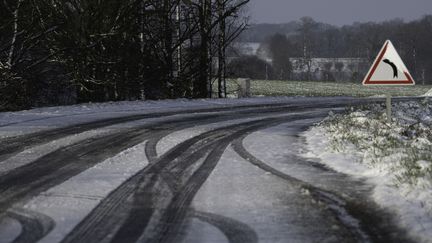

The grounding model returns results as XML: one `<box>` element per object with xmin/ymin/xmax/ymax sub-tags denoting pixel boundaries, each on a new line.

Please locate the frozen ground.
<box><xmin>302</xmin><ymin>98</ymin><xmax>432</xmax><ymax>243</ymax></box>
<box><xmin>0</xmin><ymin>97</ymin><xmax>325</xmax><ymax>138</ymax></box>
<box><xmin>0</xmin><ymin>96</ymin><xmax>423</xmax><ymax>243</ymax></box>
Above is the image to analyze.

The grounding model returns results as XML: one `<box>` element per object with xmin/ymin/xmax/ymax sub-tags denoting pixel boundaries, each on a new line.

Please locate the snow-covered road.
<box><xmin>0</xmin><ymin>97</ymin><xmax>418</xmax><ymax>243</ymax></box>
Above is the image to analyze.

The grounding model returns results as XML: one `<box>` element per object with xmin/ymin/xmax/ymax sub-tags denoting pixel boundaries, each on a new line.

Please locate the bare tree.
<box><xmin>298</xmin><ymin>17</ymin><xmax>318</xmax><ymax>80</ymax></box>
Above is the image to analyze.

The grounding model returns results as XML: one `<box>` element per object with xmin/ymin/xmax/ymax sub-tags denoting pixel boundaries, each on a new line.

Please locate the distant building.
<box><xmin>229</xmin><ymin>42</ymin><xmax>272</xmax><ymax>63</ymax></box>
<box><xmin>238</xmin><ymin>42</ymin><xmax>261</xmax><ymax>56</ymax></box>
<box><xmin>289</xmin><ymin>57</ymin><xmax>369</xmax><ymax>82</ymax></box>
<box><xmin>231</xmin><ymin>42</ymin><xmax>369</xmax><ymax>81</ymax></box>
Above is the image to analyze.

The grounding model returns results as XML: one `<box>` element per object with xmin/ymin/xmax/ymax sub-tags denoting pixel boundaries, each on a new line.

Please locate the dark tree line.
<box><xmin>235</xmin><ymin>16</ymin><xmax>432</xmax><ymax>83</ymax></box>
<box><xmin>0</xmin><ymin>0</ymin><xmax>249</xmax><ymax>111</ymax></box>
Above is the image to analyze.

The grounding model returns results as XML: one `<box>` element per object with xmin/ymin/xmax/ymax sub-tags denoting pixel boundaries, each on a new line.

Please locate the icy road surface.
<box><xmin>0</xmin><ymin>97</ymin><xmax>418</xmax><ymax>243</ymax></box>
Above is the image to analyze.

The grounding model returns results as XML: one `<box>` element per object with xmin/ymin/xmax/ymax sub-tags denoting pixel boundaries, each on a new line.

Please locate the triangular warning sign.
<box><xmin>363</xmin><ymin>40</ymin><xmax>415</xmax><ymax>85</ymax></box>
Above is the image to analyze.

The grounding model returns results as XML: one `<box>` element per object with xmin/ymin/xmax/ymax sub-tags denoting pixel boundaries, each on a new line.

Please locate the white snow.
<box><xmin>3</xmin><ymin>96</ymin><xmax>422</xmax><ymax>242</ymax></box>
<box><xmin>156</xmin><ymin>112</ymin><xmax>306</xmax><ymax>156</ymax></box>
<box><xmin>0</xmin><ymin>114</ymin><xmax>193</xmax><ymax>175</ymax></box>
<box><xmin>191</xmin><ymin>146</ymin><xmax>343</xmax><ymax>243</ymax></box>
<box><xmin>424</xmin><ymin>88</ymin><xmax>432</xmax><ymax>97</ymax></box>
<box><xmin>182</xmin><ymin>217</ymin><xmax>229</xmax><ymax>243</ymax></box>
<box><xmin>0</xmin><ymin>216</ymin><xmax>21</xmax><ymax>243</ymax></box>
<box><xmin>0</xmin><ymin>96</ymin><xmax>349</xmax><ymax>138</ymax></box>
<box><xmin>0</xmin><ymin>129</ymin><xmax>110</xmax><ymax>174</ymax></box>
<box><xmin>0</xmin><ymin>97</ymin><xmax>350</xmax><ymax>242</ymax></box>
<box><xmin>23</xmin><ymin>141</ymin><xmax>149</xmax><ymax>243</ymax></box>
<box><xmin>302</xmin><ymin>100</ymin><xmax>432</xmax><ymax>243</ymax></box>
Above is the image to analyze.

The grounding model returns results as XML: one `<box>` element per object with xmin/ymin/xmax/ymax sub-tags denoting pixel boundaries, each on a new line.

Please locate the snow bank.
<box><xmin>424</xmin><ymin>88</ymin><xmax>432</xmax><ymax>97</ymax></box>
<box><xmin>302</xmin><ymin>100</ymin><xmax>432</xmax><ymax>243</ymax></box>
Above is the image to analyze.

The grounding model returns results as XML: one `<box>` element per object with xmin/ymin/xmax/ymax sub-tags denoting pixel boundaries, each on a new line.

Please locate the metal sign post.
<box><xmin>386</xmin><ymin>93</ymin><xmax>392</xmax><ymax>123</ymax></box>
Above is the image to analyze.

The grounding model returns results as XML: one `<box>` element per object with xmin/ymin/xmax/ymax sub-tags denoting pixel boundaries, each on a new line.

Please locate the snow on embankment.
<box><xmin>424</xmin><ymin>88</ymin><xmax>432</xmax><ymax>97</ymax></box>
<box><xmin>302</xmin><ymin>99</ymin><xmax>432</xmax><ymax>243</ymax></box>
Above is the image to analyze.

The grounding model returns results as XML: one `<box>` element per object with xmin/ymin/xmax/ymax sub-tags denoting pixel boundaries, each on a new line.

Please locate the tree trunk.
<box><xmin>194</xmin><ymin>0</ymin><xmax>212</xmax><ymax>98</ymax></box>
<box><xmin>217</xmin><ymin>0</ymin><xmax>226</xmax><ymax>98</ymax></box>
<box><xmin>163</xmin><ymin>0</ymin><xmax>174</xmax><ymax>95</ymax></box>
<box><xmin>7</xmin><ymin>0</ymin><xmax>24</xmax><ymax>67</ymax></box>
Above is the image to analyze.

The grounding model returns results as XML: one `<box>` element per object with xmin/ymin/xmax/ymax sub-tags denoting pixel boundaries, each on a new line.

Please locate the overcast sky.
<box><xmin>249</xmin><ymin>0</ymin><xmax>432</xmax><ymax>26</ymax></box>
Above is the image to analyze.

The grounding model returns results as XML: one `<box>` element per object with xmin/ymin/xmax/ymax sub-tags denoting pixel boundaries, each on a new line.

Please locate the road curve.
<box><xmin>0</xmin><ymin>98</ymin><xmax>416</xmax><ymax>243</ymax></box>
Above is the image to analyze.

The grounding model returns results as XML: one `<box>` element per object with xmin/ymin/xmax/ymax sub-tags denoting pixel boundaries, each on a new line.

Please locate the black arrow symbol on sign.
<box><xmin>383</xmin><ymin>59</ymin><xmax>398</xmax><ymax>78</ymax></box>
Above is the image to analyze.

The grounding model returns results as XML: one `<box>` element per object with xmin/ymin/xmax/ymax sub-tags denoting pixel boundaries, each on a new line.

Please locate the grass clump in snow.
<box><xmin>320</xmin><ymin>98</ymin><xmax>432</xmax><ymax>187</ymax></box>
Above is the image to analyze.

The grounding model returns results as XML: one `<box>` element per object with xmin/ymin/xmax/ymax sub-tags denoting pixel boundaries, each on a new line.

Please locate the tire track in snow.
<box><xmin>231</xmin><ymin>129</ymin><xmax>373</xmax><ymax>242</ymax></box>
<box><xmin>1</xmin><ymin>109</ymin><xmax>262</xmax><ymax>176</ymax></box>
<box><xmin>62</xmin><ymin>118</ymin><xmax>288</xmax><ymax>243</ymax></box>
<box><xmin>0</xmin><ymin>99</ymin><xmax>346</xmax><ymax>129</ymax></box>
<box><xmin>0</xmin><ymin>102</ymin><xmax>300</xmax><ymax>161</ymax></box>
<box><xmin>191</xmin><ymin>210</ymin><xmax>258</xmax><ymax>243</ymax></box>
<box><xmin>7</xmin><ymin>108</ymin><xmax>307</xmax><ymax>243</ymax></box>
<box><xmin>231</xmin><ymin>122</ymin><xmax>416</xmax><ymax>243</ymax></box>
<box><xmin>0</xmin><ymin>114</ymin><xmax>219</xmax><ymax>214</ymax></box>
<box><xmin>145</xmin><ymin>133</ymin><xmax>164</xmax><ymax>163</ymax></box>
<box><xmin>142</xmin><ymin>112</ymin><xmax>335</xmax><ymax>243</ymax></box>
<box><xmin>146</xmin><ymin>129</ymin><xmax>259</xmax><ymax>243</ymax></box>
<box><xmin>2</xmin><ymin>117</ymin><xmax>266</xmax><ymax>242</ymax></box>
<box><xmin>63</xmin><ymin>111</ymin><xmax>332</xmax><ymax>243</ymax></box>
<box><xmin>0</xmin><ymin>99</ymin><xmax>368</xmax><ymax>242</ymax></box>
<box><xmin>0</xmin><ymin>129</ymin><xmax>114</xmax><ymax>176</ymax></box>
<box><xmin>0</xmin><ymin>101</ymin><xmax>350</xmax><ymax>163</ymax></box>
<box><xmin>0</xmin><ymin>106</ymin><xmax>328</xmax><ymax>243</ymax></box>
<box><xmin>0</xmin><ymin>102</ymin><xmax>293</xmax><ymax>129</ymax></box>
<box><xmin>6</xmin><ymin>209</ymin><xmax>54</xmax><ymax>243</ymax></box>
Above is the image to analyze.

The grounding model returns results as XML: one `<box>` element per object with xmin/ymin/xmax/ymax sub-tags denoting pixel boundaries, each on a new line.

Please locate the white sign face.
<box><xmin>363</xmin><ymin>40</ymin><xmax>415</xmax><ymax>85</ymax></box>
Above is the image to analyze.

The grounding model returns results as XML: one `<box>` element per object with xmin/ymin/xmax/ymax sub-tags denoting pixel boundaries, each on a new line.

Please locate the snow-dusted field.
<box><xmin>302</xmin><ymin>98</ymin><xmax>432</xmax><ymax>243</ymax></box>
<box><xmin>226</xmin><ymin>79</ymin><xmax>432</xmax><ymax>98</ymax></box>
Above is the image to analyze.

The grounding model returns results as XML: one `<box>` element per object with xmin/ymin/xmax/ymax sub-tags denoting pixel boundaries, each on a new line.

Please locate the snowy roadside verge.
<box><xmin>301</xmin><ymin>99</ymin><xmax>432</xmax><ymax>243</ymax></box>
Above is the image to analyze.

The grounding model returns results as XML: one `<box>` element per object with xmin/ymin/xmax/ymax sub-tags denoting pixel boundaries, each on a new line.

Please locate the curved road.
<box><xmin>0</xmin><ymin>98</ymin><xmax>415</xmax><ymax>243</ymax></box>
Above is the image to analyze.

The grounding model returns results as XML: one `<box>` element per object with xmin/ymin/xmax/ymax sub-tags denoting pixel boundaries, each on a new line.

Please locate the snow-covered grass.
<box><xmin>321</xmin><ymin>99</ymin><xmax>432</xmax><ymax>186</ymax></box>
<box><xmin>302</xmin><ymin>98</ymin><xmax>432</xmax><ymax>243</ymax></box>
<box><xmin>227</xmin><ymin>79</ymin><xmax>432</xmax><ymax>97</ymax></box>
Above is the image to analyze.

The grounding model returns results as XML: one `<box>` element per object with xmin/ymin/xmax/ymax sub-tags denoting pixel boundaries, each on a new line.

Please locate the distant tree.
<box><xmin>322</xmin><ymin>27</ymin><xmax>341</xmax><ymax>57</ymax></box>
<box><xmin>268</xmin><ymin>33</ymin><xmax>292</xmax><ymax>80</ymax></box>
<box><xmin>227</xmin><ymin>55</ymin><xmax>273</xmax><ymax>80</ymax></box>
<box><xmin>323</xmin><ymin>62</ymin><xmax>333</xmax><ymax>81</ymax></box>
<box><xmin>298</xmin><ymin>17</ymin><xmax>318</xmax><ymax>58</ymax></box>
<box><xmin>297</xmin><ymin>17</ymin><xmax>318</xmax><ymax>80</ymax></box>
<box><xmin>335</xmin><ymin>62</ymin><xmax>344</xmax><ymax>72</ymax></box>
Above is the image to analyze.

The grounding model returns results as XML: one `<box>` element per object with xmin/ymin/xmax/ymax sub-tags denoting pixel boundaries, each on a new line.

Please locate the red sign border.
<box><xmin>363</xmin><ymin>41</ymin><xmax>415</xmax><ymax>85</ymax></box>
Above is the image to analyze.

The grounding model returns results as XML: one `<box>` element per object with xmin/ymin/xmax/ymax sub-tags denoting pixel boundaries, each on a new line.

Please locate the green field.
<box><xmin>226</xmin><ymin>79</ymin><xmax>432</xmax><ymax>97</ymax></box>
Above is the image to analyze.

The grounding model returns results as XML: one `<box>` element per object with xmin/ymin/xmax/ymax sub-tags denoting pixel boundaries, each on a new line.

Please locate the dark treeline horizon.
<box><xmin>0</xmin><ymin>0</ymin><xmax>249</xmax><ymax>111</ymax></box>
<box><xmin>233</xmin><ymin>15</ymin><xmax>432</xmax><ymax>83</ymax></box>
